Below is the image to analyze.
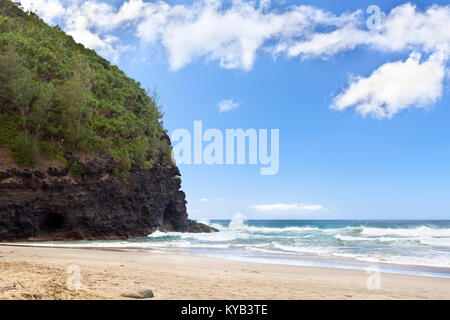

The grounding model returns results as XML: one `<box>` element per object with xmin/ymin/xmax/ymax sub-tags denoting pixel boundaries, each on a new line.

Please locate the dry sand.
<box><xmin>0</xmin><ymin>245</ymin><xmax>449</xmax><ymax>300</ymax></box>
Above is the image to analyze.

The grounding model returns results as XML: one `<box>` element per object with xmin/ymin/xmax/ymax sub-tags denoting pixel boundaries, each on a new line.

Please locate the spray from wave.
<box><xmin>228</xmin><ymin>213</ymin><xmax>247</xmax><ymax>230</ymax></box>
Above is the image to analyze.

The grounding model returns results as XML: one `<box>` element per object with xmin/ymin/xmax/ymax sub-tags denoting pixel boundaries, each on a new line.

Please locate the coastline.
<box><xmin>1</xmin><ymin>245</ymin><xmax>449</xmax><ymax>300</ymax></box>
<box><xmin>4</xmin><ymin>241</ymin><xmax>450</xmax><ymax>279</ymax></box>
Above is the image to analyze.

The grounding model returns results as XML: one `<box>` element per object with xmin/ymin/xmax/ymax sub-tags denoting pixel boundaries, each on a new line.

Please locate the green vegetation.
<box><xmin>112</xmin><ymin>168</ymin><xmax>120</xmax><ymax>176</ymax></box>
<box><xmin>67</xmin><ymin>159</ymin><xmax>83</xmax><ymax>178</ymax></box>
<box><xmin>12</xmin><ymin>133</ymin><xmax>39</xmax><ymax>166</ymax></box>
<box><xmin>0</xmin><ymin>0</ymin><xmax>173</xmax><ymax>169</ymax></box>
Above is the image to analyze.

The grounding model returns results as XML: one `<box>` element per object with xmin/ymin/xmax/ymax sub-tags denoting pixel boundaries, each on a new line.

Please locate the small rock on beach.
<box><xmin>121</xmin><ymin>289</ymin><xmax>154</xmax><ymax>299</ymax></box>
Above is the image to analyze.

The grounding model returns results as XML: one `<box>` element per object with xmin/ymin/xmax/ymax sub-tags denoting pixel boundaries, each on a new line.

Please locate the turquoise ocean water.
<box><xmin>13</xmin><ymin>215</ymin><xmax>450</xmax><ymax>278</ymax></box>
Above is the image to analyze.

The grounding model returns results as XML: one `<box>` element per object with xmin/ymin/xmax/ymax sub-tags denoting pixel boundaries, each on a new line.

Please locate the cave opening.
<box><xmin>41</xmin><ymin>212</ymin><xmax>65</xmax><ymax>231</ymax></box>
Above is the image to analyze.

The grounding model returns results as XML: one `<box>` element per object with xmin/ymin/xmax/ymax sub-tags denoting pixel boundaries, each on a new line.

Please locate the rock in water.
<box><xmin>121</xmin><ymin>290</ymin><xmax>154</xmax><ymax>299</ymax></box>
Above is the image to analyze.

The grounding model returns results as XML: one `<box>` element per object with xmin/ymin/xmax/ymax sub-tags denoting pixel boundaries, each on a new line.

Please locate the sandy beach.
<box><xmin>0</xmin><ymin>245</ymin><xmax>449</xmax><ymax>300</ymax></box>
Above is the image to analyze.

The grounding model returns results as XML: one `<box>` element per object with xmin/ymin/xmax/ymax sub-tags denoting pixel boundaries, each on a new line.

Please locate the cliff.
<box><xmin>0</xmin><ymin>152</ymin><xmax>215</xmax><ymax>241</ymax></box>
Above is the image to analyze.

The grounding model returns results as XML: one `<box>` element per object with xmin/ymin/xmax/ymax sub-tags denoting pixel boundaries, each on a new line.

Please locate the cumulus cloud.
<box><xmin>331</xmin><ymin>51</ymin><xmax>448</xmax><ymax>118</ymax></box>
<box><xmin>370</xmin><ymin>4</ymin><xmax>450</xmax><ymax>53</ymax></box>
<box><xmin>217</xmin><ymin>99</ymin><xmax>240</xmax><ymax>113</ymax></box>
<box><xmin>20</xmin><ymin>1</ymin><xmax>450</xmax><ymax>118</ymax></box>
<box><xmin>131</xmin><ymin>0</ymin><xmax>360</xmax><ymax>70</ymax></box>
<box><xmin>250</xmin><ymin>203</ymin><xmax>324</xmax><ymax>212</ymax></box>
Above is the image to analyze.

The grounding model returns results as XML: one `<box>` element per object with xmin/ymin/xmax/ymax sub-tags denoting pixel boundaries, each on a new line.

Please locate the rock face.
<box><xmin>0</xmin><ymin>154</ymin><xmax>216</xmax><ymax>241</ymax></box>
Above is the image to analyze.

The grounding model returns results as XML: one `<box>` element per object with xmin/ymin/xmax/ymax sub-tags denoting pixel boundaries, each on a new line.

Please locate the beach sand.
<box><xmin>0</xmin><ymin>245</ymin><xmax>449</xmax><ymax>300</ymax></box>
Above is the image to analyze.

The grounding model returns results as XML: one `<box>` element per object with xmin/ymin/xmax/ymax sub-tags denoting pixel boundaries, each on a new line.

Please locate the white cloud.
<box><xmin>136</xmin><ymin>0</ymin><xmax>303</xmax><ymax>70</ymax></box>
<box><xmin>113</xmin><ymin>0</ymin><xmax>148</xmax><ymax>25</ymax></box>
<box><xmin>20</xmin><ymin>0</ymin><xmax>66</xmax><ymax>24</ymax></box>
<box><xmin>282</xmin><ymin>25</ymin><xmax>369</xmax><ymax>59</ymax></box>
<box><xmin>280</xmin><ymin>3</ymin><xmax>450</xmax><ymax>60</ymax></box>
<box><xmin>370</xmin><ymin>3</ymin><xmax>450</xmax><ymax>53</ymax></box>
<box><xmin>200</xmin><ymin>197</ymin><xmax>223</xmax><ymax>202</ymax></box>
<box><xmin>217</xmin><ymin>99</ymin><xmax>240</xmax><ymax>113</ymax></box>
<box><xmin>152</xmin><ymin>2</ymin><xmax>361</xmax><ymax>70</ymax></box>
<box><xmin>331</xmin><ymin>51</ymin><xmax>447</xmax><ymax>118</ymax></box>
<box><xmin>250</xmin><ymin>203</ymin><xmax>324</xmax><ymax>212</ymax></box>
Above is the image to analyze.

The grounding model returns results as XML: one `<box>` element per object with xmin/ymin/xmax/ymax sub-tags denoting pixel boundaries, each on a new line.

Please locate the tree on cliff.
<box><xmin>57</xmin><ymin>55</ymin><xmax>92</xmax><ymax>150</ymax></box>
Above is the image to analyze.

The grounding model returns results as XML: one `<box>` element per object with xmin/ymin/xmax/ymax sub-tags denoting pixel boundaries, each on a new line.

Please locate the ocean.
<box><xmin>14</xmin><ymin>215</ymin><xmax>450</xmax><ymax>278</ymax></box>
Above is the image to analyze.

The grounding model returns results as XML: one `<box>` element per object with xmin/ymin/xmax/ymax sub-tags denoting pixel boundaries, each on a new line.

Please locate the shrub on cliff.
<box><xmin>12</xmin><ymin>134</ymin><xmax>39</xmax><ymax>167</ymax></box>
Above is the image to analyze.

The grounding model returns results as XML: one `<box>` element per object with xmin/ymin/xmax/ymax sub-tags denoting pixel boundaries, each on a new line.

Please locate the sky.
<box><xmin>22</xmin><ymin>0</ymin><xmax>450</xmax><ymax>220</ymax></box>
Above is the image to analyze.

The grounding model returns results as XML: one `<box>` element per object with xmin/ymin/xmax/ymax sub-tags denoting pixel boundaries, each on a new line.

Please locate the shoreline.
<box><xmin>2</xmin><ymin>242</ymin><xmax>449</xmax><ymax>279</ymax></box>
<box><xmin>1</xmin><ymin>245</ymin><xmax>450</xmax><ymax>300</ymax></box>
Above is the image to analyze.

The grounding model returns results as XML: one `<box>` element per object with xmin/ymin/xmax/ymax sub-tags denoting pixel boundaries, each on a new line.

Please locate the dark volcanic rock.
<box><xmin>47</xmin><ymin>167</ymin><xmax>68</xmax><ymax>177</ymax></box>
<box><xmin>0</xmin><ymin>156</ymin><xmax>217</xmax><ymax>241</ymax></box>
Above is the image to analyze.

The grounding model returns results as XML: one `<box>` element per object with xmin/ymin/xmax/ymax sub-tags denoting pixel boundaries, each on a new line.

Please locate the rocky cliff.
<box><xmin>0</xmin><ymin>153</ymin><xmax>215</xmax><ymax>241</ymax></box>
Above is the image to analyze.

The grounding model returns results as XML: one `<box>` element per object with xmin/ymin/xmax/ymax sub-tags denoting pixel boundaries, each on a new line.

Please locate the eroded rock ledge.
<box><xmin>0</xmin><ymin>154</ymin><xmax>216</xmax><ymax>241</ymax></box>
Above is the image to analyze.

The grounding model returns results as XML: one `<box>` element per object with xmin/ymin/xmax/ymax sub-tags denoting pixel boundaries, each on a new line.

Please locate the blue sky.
<box><xmin>26</xmin><ymin>0</ymin><xmax>450</xmax><ymax>219</ymax></box>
